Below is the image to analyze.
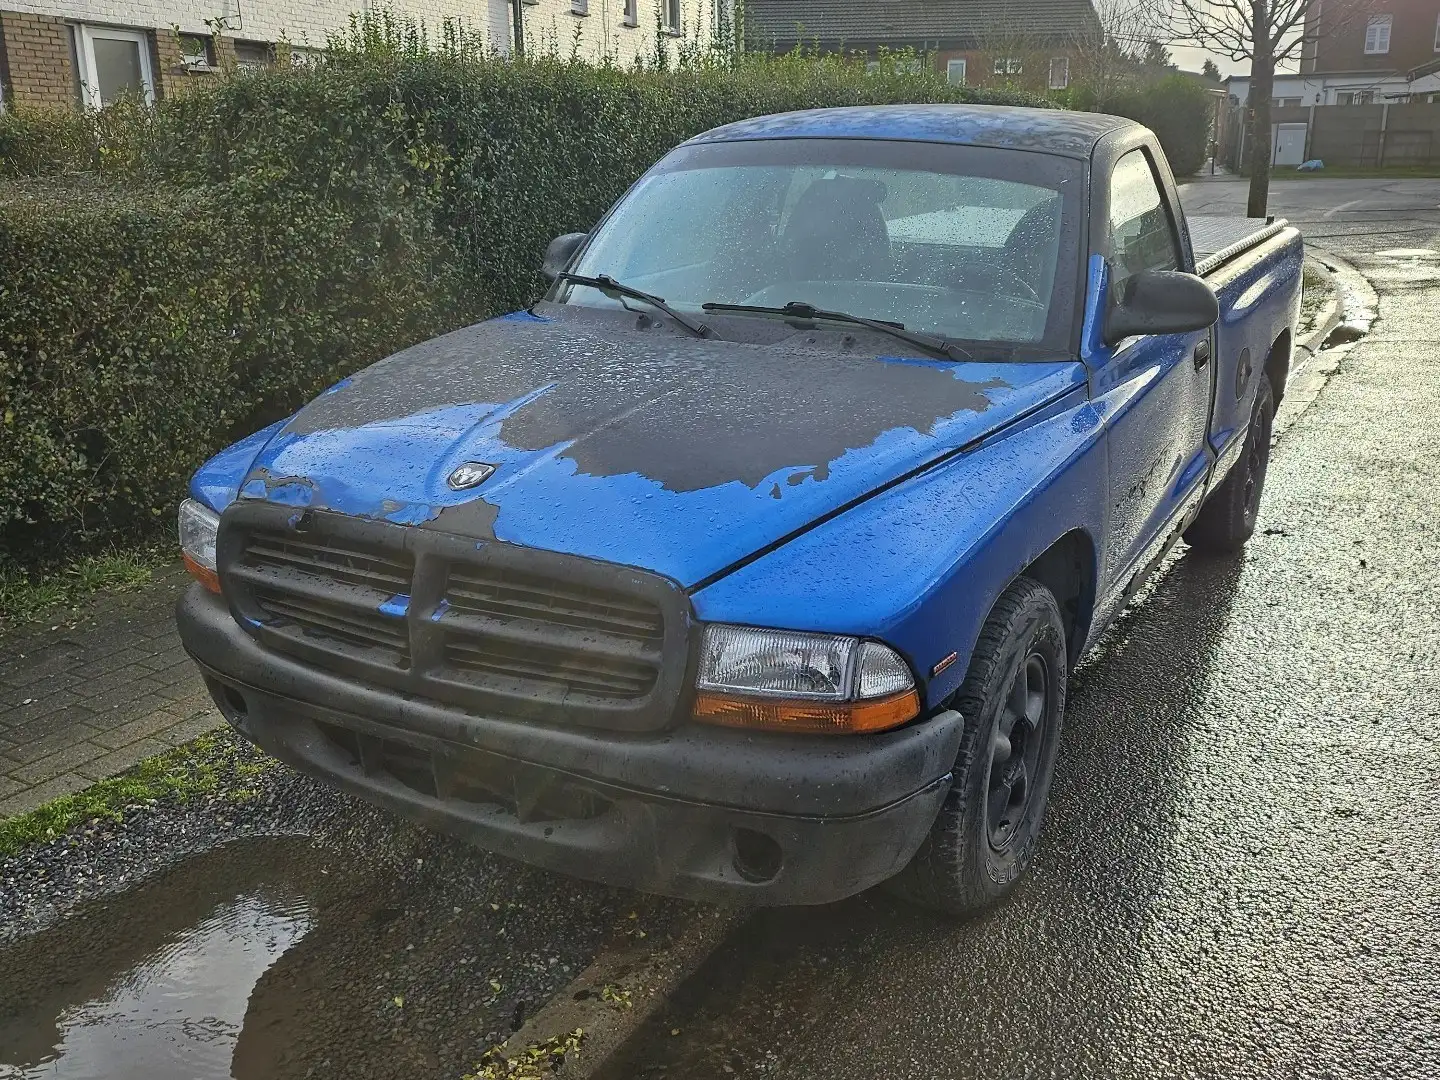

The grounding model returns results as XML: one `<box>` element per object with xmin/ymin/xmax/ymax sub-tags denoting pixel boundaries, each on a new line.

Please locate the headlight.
<box><xmin>178</xmin><ymin>498</ymin><xmax>221</xmax><ymax>593</ymax></box>
<box><xmin>693</xmin><ymin>624</ymin><xmax>919</xmax><ymax>734</ymax></box>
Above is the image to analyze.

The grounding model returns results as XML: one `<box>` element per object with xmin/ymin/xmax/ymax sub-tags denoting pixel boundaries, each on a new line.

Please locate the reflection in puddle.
<box><xmin>1</xmin><ymin>892</ymin><xmax>310</xmax><ymax>1079</ymax></box>
<box><xmin>0</xmin><ymin>840</ymin><xmax>327</xmax><ymax>1080</ymax></box>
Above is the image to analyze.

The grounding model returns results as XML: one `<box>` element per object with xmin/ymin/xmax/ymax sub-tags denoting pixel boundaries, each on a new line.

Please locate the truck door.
<box><xmin>1095</xmin><ymin>148</ymin><xmax>1216</xmax><ymax>592</ymax></box>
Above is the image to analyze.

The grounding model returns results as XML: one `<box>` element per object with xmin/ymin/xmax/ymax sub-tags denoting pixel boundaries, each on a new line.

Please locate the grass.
<box><xmin>0</xmin><ymin>731</ymin><xmax>275</xmax><ymax>857</ymax></box>
<box><xmin>1273</xmin><ymin>165</ymin><xmax>1440</xmax><ymax>180</ymax></box>
<box><xmin>0</xmin><ymin>543</ymin><xmax>172</xmax><ymax>631</ymax></box>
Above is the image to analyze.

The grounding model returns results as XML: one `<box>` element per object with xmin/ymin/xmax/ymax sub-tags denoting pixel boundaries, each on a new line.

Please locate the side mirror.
<box><xmin>542</xmin><ymin>232</ymin><xmax>587</xmax><ymax>281</ymax></box>
<box><xmin>1103</xmin><ymin>270</ymin><xmax>1219</xmax><ymax>344</ymax></box>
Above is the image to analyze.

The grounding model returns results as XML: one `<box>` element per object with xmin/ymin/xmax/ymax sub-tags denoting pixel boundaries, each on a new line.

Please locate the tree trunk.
<box><xmin>1247</xmin><ymin>0</ymin><xmax>1274</xmax><ymax>217</ymax></box>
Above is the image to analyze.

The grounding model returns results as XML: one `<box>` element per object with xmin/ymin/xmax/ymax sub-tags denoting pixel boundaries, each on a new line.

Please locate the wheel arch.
<box><xmin>1265</xmin><ymin>327</ymin><xmax>1292</xmax><ymax>403</ymax></box>
<box><xmin>1015</xmin><ymin>528</ymin><xmax>1098</xmax><ymax>662</ymax></box>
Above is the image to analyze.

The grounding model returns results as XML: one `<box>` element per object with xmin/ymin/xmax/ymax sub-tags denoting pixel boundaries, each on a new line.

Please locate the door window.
<box><xmin>1107</xmin><ymin>150</ymin><xmax>1180</xmax><ymax>287</ymax></box>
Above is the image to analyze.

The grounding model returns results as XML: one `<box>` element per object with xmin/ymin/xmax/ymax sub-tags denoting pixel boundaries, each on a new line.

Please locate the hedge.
<box><xmin>1</xmin><ymin>49</ymin><xmax>1045</xmax><ymax>569</ymax></box>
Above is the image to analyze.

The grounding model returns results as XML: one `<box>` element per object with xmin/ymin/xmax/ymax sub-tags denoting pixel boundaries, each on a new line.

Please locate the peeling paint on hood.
<box><xmin>237</xmin><ymin>315</ymin><xmax>1084</xmax><ymax>586</ymax></box>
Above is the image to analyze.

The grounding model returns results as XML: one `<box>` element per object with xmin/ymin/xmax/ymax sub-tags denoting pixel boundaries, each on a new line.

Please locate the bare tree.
<box><xmin>1068</xmin><ymin>0</ymin><xmax>1160</xmax><ymax>110</ymax></box>
<box><xmin>1166</xmin><ymin>0</ymin><xmax>1372</xmax><ymax>215</ymax></box>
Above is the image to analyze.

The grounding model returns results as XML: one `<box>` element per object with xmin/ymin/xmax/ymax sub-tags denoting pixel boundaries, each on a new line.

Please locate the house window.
<box><xmin>1364</xmin><ymin>14</ymin><xmax>1391</xmax><ymax>55</ymax></box>
<box><xmin>993</xmin><ymin>57</ymin><xmax>1023</xmax><ymax>75</ymax></box>
<box><xmin>1048</xmin><ymin>57</ymin><xmax>1069</xmax><ymax>90</ymax></box>
<box><xmin>623</xmin><ymin>0</ymin><xmax>638</xmax><ymax>27</ymax></box>
<box><xmin>179</xmin><ymin>34</ymin><xmax>216</xmax><ymax>70</ymax></box>
<box><xmin>665</xmin><ymin>0</ymin><xmax>681</xmax><ymax>32</ymax></box>
<box><xmin>571</xmin><ymin>0</ymin><xmax>587</xmax><ymax>14</ymax></box>
<box><xmin>1271</xmin><ymin>96</ymin><xmax>1302</xmax><ymax>108</ymax></box>
<box><xmin>75</xmin><ymin>25</ymin><xmax>156</xmax><ymax>108</ymax></box>
<box><xmin>1336</xmin><ymin>90</ymin><xmax>1374</xmax><ymax>105</ymax></box>
<box><xmin>946</xmin><ymin>58</ymin><xmax>967</xmax><ymax>85</ymax></box>
<box><xmin>233</xmin><ymin>40</ymin><xmax>273</xmax><ymax>69</ymax></box>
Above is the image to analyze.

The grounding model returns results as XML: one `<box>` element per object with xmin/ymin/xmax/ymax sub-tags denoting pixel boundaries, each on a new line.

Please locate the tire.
<box><xmin>1184</xmin><ymin>375</ymin><xmax>1275</xmax><ymax>554</ymax></box>
<box><xmin>886</xmin><ymin>577</ymin><xmax>1068</xmax><ymax>916</ymax></box>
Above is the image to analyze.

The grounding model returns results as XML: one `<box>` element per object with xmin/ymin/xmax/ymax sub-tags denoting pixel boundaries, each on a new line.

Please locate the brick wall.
<box><xmin>1303</xmin><ymin>0</ymin><xmax>1440</xmax><ymax>75</ymax></box>
<box><xmin>153</xmin><ymin>27</ymin><xmax>235</xmax><ymax>99</ymax></box>
<box><xmin>933</xmin><ymin>46</ymin><xmax>1079</xmax><ymax>92</ymax></box>
<box><xmin>0</xmin><ymin>9</ymin><xmax>75</xmax><ymax>107</ymax></box>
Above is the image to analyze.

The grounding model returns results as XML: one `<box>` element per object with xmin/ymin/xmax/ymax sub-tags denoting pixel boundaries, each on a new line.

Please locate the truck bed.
<box><xmin>1189</xmin><ymin>216</ymin><xmax>1291</xmax><ymax>276</ymax></box>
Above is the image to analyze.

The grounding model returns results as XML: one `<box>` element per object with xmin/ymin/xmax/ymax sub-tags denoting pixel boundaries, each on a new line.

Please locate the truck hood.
<box><xmin>238</xmin><ymin>314</ymin><xmax>1084</xmax><ymax>587</ymax></box>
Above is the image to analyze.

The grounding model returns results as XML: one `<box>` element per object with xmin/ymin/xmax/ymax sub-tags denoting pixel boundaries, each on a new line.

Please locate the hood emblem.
<box><xmin>447</xmin><ymin>462</ymin><xmax>497</xmax><ymax>490</ymax></box>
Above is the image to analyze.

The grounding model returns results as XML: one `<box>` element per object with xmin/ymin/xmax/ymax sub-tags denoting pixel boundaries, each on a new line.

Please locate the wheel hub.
<box><xmin>987</xmin><ymin>652</ymin><xmax>1049</xmax><ymax>852</ymax></box>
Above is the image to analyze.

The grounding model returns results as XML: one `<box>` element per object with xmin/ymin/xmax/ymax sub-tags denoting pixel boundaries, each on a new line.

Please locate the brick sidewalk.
<box><xmin>0</xmin><ymin>566</ymin><xmax>221</xmax><ymax>819</ymax></box>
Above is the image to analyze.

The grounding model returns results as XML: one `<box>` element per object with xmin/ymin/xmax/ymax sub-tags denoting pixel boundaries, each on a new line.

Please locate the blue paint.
<box><xmin>189</xmin><ymin>418</ymin><xmax>290</xmax><ymax>512</ymax></box>
<box><xmin>1078</xmin><ymin>253</ymin><xmax>1110</xmax><ymax>370</ymax></box>
<box><xmin>378</xmin><ymin>594</ymin><xmax>411</xmax><ymax>618</ymax></box>
<box><xmin>498</xmin><ymin>310</ymin><xmax>553</xmax><ymax>323</ymax></box>
<box><xmin>321</xmin><ymin>377</ymin><xmax>353</xmax><ymax>396</ymax></box>
<box><xmin>430</xmin><ymin>599</ymin><xmax>450</xmax><ymax>621</ymax></box>
<box><xmin>234</xmin><ymin>363</ymin><xmax>1083</xmax><ymax>586</ymax></box>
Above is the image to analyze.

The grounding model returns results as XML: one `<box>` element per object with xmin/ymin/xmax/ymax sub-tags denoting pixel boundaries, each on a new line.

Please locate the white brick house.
<box><xmin>0</xmin><ymin>0</ymin><xmax>722</xmax><ymax>111</ymax></box>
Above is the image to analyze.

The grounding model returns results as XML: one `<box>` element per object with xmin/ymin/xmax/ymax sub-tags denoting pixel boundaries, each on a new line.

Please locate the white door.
<box><xmin>1273</xmin><ymin>123</ymin><xmax>1307</xmax><ymax>166</ymax></box>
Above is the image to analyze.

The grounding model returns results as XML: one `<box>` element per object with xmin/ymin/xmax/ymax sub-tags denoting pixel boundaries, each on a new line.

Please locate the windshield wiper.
<box><xmin>556</xmin><ymin>272</ymin><xmax>711</xmax><ymax>339</ymax></box>
<box><xmin>701</xmin><ymin>300</ymin><xmax>973</xmax><ymax>362</ymax></box>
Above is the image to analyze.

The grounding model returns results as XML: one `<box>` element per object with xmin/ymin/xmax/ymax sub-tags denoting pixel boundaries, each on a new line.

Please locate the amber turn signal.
<box><xmin>183</xmin><ymin>551</ymin><xmax>222</xmax><ymax>594</ymax></box>
<box><xmin>693</xmin><ymin>688</ymin><xmax>921</xmax><ymax>734</ymax></box>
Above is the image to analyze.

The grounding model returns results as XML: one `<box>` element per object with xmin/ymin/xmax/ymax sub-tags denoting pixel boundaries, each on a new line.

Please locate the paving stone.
<box><xmin>153</xmin><ymin>712</ymin><xmax>224</xmax><ymax>748</ymax></box>
<box><xmin>0</xmin><ymin>773</ymin><xmax>91</xmax><ymax>819</ymax></box>
<box><xmin>74</xmin><ymin>738</ymin><xmax>171</xmax><ymax>782</ymax></box>
<box><xmin>1</xmin><ymin>723</ymin><xmax>104</xmax><ymax>765</ymax></box>
<box><xmin>90</xmin><ymin>710</ymin><xmax>194</xmax><ymax>750</ymax></box>
<box><xmin>8</xmin><ymin>741</ymin><xmax>107</xmax><ymax>784</ymax></box>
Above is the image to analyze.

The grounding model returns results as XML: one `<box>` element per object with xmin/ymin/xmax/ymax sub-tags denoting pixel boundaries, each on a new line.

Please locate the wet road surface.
<box><xmin>598</xmin><ymin>183</ymin><xmax>1440</xmax><ymax>1079</ymax></box>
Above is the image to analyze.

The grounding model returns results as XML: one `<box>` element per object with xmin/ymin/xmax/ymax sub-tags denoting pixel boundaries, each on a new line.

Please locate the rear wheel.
<box><xmin>886</xmin><ymin>577</ymin><xmax>1067</xmax><ymax>916</ymax></box>
<box><xmin>1184</xmin><ymin>375</ymin><xmax>1275</xmax><ymax>554</ymax></box>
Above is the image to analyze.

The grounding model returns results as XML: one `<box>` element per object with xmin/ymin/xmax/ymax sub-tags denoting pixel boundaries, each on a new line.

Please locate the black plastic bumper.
<box><xmin>178</xmin><ymin>585</ymin><xmax>964</xmax><ymax>905</ymax></box>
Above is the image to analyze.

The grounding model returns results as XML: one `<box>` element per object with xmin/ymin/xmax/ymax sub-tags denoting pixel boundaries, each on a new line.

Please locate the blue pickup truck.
<box><xmin>176</xmin><ymin>105</ymin><xmax>1302</xmax><ymax>914</ymax></box>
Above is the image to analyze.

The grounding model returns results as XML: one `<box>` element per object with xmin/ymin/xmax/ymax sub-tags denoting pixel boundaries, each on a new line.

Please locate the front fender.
<box><xmin>189</xmin><ymin>417</ymin><xmax>292</xmax><ymax>514</ymax></box>
<box><xmin>691</xmin><ymin>384</ymin><xmax>1107</xmax><ymax>710</ymax></box>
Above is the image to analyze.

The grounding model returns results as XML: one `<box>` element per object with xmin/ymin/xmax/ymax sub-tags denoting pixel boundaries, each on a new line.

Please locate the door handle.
<box><xmin>1193</xmin><ymin>340</ymin><xmax>1211</xmax><ymax>370</ymax></box>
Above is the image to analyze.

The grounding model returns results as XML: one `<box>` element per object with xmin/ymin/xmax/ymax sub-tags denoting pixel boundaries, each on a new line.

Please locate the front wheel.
<box><xmin>1184</xmin><ymin>375</ymin><xmax>1275</xmax><ymax>554</ymax></box>
<box><xmin>886</xmin><ymin>577</ymin><xmax>1068</xmax><ymax>916</ymax></box>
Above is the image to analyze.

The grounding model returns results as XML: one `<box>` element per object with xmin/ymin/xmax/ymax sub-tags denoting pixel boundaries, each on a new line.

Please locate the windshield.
<box><xmin>560</xmin><ymin>137</ymin><xmax>1083</xmax><ymax>352</ymax></box>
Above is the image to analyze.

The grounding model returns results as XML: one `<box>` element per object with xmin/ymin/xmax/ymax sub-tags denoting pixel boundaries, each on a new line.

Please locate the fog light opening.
<box><xmin>731</xmin><ymin>828</ymin><xmax>783</xmax><ymax>884</ymax></box>
<box><xmin>219</xmin><ymin>685</ymin><xmax>249</xmax><ymax>721</ymax></box>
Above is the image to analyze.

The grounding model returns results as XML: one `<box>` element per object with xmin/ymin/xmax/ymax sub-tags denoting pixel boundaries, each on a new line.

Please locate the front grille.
<box><xmin>219</xmin><ymin>509</ymin><xmax>688</xmax><ymax>731</ymax></box>
<box><xmin>233</xmin><ymin>531</ymin><xmax>414</xmax><ymax>667</ymax></box>
<box><xmin>437</xmin><ymin>566</ymin><xmax>663</xmax><ymax>700</ymax></box>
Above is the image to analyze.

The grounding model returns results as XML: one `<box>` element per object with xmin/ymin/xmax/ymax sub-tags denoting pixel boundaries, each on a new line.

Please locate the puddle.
<box><xmin>0</xmin><ymin>830</ymin><xmax>644</xmax><ymax>1079</ymax></box>
<box><xmin>0</xmin><ymin>840</ymin><xmax>325</xmax><ymax>1080</ymax></box>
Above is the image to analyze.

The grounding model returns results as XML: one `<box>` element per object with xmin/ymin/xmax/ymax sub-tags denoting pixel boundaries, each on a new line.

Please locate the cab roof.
<box><xmin>687</xmin><ymin>104</ymin><xmax>1142</xmax><ymax>159</ymax></box>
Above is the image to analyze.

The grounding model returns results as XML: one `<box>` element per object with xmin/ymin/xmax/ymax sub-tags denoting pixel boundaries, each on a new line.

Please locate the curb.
<box><xmin>475</xmin><ymin>903</ymin><xmax>746</xmax><ymax>1079</ymax></box>
<box><xmin>1273</xmin><ymin>249</ymin><xmax>1377</xmax><ymax>442</ymax></box>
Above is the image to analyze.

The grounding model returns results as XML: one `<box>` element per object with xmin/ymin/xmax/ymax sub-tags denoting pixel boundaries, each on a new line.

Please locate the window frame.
<box><xmin>1048</xmin><ymin>56</ymin><xmax>1069</xmax><ymax>90</ymax></box>
<box><xmin>75</xmin><ymin>24</ymin><xmax>156</xmax><ymax>109</ymax></box>
<box><xmin>664</xmin><ymin>0</ymin><xmax>681</xmax><ymax>33</ymax></box>
<box><xmin>946</xmin><ymin>58</ymin><xmax>967</xmax><ymax>85</ymax></box>
<box><xmin>993</xmin><ymin>56</ymin><xmax>1023</xmax><ymax>76</ymax></box>
<box><xmin>623</xmin><ymin>0</ymin><xmax>638</xmax><ymax>27</ymax></box>
<box><xmin>1364</xmin><ymin>14</ymin><xmax>1392</xmax><ymax>55</ymax></box>
<box><xmin>1104</xmin><ymin>147</ymin><xmax>1183</xmax><ymax>290</ymax></box>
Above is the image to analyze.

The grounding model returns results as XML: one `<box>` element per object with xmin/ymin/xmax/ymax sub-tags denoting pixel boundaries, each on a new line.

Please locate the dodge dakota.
<box><xmin>177</xmin><ymin>105</ymin><xmax>1303</xmax><ymax>913</ymax></box>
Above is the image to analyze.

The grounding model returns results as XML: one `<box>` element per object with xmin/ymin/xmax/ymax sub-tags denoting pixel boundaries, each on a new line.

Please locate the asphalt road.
<box><xmin>601</xmin><ymin>179</ymin><xmax>1440</xmax><ymax>1080</ymax></box>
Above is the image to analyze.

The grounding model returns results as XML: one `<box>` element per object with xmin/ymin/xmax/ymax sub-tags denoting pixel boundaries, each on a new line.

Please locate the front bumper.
<box><xmin>179</xmin><ymin>585</ymin><xmax>964</xmax><ymax>905</ymax></box>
